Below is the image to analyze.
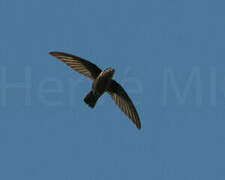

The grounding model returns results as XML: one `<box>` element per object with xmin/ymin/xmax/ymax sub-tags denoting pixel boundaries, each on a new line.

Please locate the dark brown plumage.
<box><xmin>49</xmin><ymin>51</ymin><xmax>141</xmax><ymax>130</ymax></box>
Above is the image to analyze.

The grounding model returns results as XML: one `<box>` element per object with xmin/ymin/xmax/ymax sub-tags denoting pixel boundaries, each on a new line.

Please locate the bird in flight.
<box><xmin>49</xmin><ymin>51</ymin><xmax>141</xmax><ymax>129</ymax></box>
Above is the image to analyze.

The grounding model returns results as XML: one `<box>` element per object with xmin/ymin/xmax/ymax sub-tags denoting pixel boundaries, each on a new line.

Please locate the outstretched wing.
<box><xmin>49</xmin><ymin>51</ymin><xmax>102</xmax><ymax>80</ymax></box>
<box><xmin>107</xmin><ymin>80</ymin><xmax>141</xmax><ymax>129</ymax></box>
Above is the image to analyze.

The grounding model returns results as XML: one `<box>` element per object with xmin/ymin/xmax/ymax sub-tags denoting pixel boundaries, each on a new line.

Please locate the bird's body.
<box><xmin>49</xmin><ymin>51</ymin><xmax>141</xmax><ymax>129</ymax></box>
<box><xmin>84</xmin><ymin>67</ymin><xmax>115</xmax><ymax>108</ymax></box>
<box><xmin>92</xmin><ymin>67</ymin><xmax>115</xmax><ymax>95</ymax></box>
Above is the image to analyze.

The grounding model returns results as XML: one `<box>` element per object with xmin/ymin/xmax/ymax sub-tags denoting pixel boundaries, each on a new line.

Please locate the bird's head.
<box><xmin>105</xmin><ymin>67</ymin><xmax>115</xmax><ymax>74</ymax></box>
<box><xmin>102</xmin><ymin>67</ymin><xmax>115</xmax><ymax>79</ymax></box>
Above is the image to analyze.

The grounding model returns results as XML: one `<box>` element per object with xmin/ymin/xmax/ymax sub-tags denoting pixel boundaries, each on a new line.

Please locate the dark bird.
<box><xmin>49</xmin><ymin>51</ymin><xmax>141</xmax><ymax>129</ymax></box>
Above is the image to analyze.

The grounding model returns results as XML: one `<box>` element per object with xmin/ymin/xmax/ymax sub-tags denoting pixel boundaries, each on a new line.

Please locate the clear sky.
<box><xmin>0</xmin><ymin>0</ymin><xmax>225</xmax><ymax>179</ymax></box>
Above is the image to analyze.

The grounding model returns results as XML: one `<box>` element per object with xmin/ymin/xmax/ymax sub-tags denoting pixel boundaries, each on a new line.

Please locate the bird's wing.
<box><xmin>49</xmin><ymin>51</ymin><xmax>102</xmax><ymax>80</ymax></box>
<box><xmin>107</xmin><ymin>80</ymin><xmax>141</xmax><ymax>129</ymax></box>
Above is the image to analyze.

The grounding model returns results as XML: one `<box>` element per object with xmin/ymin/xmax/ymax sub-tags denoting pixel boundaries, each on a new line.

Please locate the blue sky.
<box><xmin>0</xmin><ymin>0</ymin><xmax>225</xmax><ymax>179</ymax></box>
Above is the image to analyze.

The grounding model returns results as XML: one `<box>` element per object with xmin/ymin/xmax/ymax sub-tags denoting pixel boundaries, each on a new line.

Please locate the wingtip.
<box><xmin>49</xmin><ymin>51</ymin><xmax>73</xmax><ymax>58</ymax></box>
<box><xmin>49</xmin><ymin>51</ymin><xmax>57</xmax><ymax>56</ymax></box>
<box><xmin>137</xmin><ymin>124</ymin><xmax>141</xmax><ymax>130</ymax></box>
<box><xmin>135</xmin><ymin>116</ymin><xmax>141</xmax><ymax>130</ymax></box>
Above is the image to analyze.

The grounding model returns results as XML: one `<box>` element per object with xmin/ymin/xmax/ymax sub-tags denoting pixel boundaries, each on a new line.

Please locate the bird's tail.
<box><xmin>84</xmin><ymin>91</ymin><xmax>100</xmax><ymax>108</ymax></box>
